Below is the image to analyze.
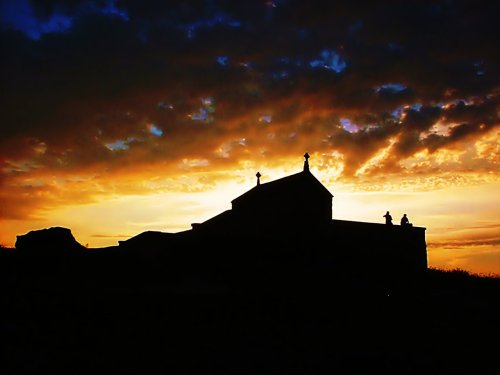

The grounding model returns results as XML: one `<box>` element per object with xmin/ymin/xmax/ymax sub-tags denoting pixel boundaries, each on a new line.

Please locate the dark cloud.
<box><xmin>444</xmin><ymin>99</ymin><xmax>498</xmax><ymax>125</ymax></box>
<box><xmin>429</xmin><ymin>237</ymin><xmax>500</xmax><ymax>249</ymax></box>
<box><xmin>0</xmin><ymin>0</ymin><xmax>498</xmax><ymax>190</ymax></box>
<box><xmin>403</xmin><ymin>106</ymin><xmax>443</xmax><ymax>132</ymax></box>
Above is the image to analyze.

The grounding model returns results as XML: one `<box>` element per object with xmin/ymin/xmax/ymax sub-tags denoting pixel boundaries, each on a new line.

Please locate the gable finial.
<box><xmin>256</xmin><ymin>172</ymin><xmax>261</xmax><ymax>186</ymax></box>
<box><xmin>304</xmin><ymin>152</ymin><xmax>310</xmax><ymax>172</ymax></box>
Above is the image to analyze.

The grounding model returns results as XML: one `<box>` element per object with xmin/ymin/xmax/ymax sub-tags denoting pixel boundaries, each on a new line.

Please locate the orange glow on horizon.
<box><xmin>2</xmin><ymin>152</ymin><xmax>499</xmax><ymax>276</ymax></box>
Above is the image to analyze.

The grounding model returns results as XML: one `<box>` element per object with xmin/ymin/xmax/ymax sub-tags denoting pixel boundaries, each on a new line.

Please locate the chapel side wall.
<box><xmin>328</xmin><ymin>220</ymin><xmax>428</xmax><ymax>274</ymax></box>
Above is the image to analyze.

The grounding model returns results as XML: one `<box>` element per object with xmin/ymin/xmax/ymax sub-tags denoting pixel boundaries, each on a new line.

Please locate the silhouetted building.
<box><xmin>209</xmin><ymin>152</ymin><xmax>333</xmax><ymax>235</ymax></box>
<box><xmin>187</xmin><ymin>153</ymin><xmax>427</xmax><ymax>274</ymax></box>
<box><xmin>120</xmin><ymin>153</ymin><xmax>427</xmax><ymax>276</ymax></box>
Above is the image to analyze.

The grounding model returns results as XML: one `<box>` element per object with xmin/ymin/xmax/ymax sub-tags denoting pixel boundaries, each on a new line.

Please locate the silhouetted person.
<box><xmin>400</xmin><ymin>214</ymin><xmax>410</xmax><ymax>226</ymax></box>
<box><xmin>383</xmin><ymin>211</ymin><xmax>393</xmax><ymax>225</ymax></box>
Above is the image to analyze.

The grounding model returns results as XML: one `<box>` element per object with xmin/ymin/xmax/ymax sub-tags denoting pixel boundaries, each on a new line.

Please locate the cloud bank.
<box><xmin>1</xmin><ymin>0</ymin><xmax>498</xmax><ymax>221</ymax></box>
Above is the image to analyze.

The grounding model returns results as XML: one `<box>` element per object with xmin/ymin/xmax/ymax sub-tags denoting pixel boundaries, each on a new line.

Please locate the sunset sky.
<box><xmin>1</xmin><ymin>0</ymin><xmax>499</xmax><ymax>275</ymax></box>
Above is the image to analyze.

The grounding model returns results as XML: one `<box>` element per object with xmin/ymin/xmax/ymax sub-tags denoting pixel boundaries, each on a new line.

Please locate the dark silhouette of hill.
<box><xmin>0</xmin><ymin>245</ymin><xmax>499</xmax><ymax>374</ymax></box>
<box><xmin>15</xmin><ymin>226</ymin><xmax>86</xmax><ymax>255</ymax></box>
<box><xmin>3</xmin><ymin>155</ymin><xmax>498</xmax><ymax>374</ymax></box>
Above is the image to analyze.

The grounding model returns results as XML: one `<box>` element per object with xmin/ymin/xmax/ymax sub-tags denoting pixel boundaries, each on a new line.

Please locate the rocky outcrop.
<box><xmin>15</xmin><ymin>227</ymin><xmax>85</xmax><ymax>255</ymax></box>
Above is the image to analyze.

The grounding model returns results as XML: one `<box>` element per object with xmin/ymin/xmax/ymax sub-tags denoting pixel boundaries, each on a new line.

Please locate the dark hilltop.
<box><xmin>1</xmin><ymin>154</ymin><xmax>499</xmax><ymax>374</ymax></box>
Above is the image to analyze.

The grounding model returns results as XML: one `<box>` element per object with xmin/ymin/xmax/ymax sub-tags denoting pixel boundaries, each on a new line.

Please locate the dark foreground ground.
<box><xmin>1</xmin><ymin>251</ymin><xmax>499</xmax><ymax>374</ymax></box>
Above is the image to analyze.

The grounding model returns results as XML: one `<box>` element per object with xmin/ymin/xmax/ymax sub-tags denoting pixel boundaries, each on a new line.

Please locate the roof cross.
<box><xmin>304</xmin><ymin>152</ymin><xmax>310</xmax><ymax>172</ymax></box>
<box><xmin>256</xmin><ymin>172</ymin><xmax>261</xmax><ymax>186</ymax></box>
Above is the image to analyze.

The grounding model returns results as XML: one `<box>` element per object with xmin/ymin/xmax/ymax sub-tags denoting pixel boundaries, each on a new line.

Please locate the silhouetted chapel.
<box><xmin>189</xmin><ymin>153</ymin><xmax>428</xmax><ymax>273</ymax></box>
<box><xmin>236</xmin><ymin>153</ymin><xmax>333</xmax><ymax>225</ymax></box>
<box><xmin>191</xmin><ymin>153</ymin><xmax>335</xmax><ymax>235</ymax></box>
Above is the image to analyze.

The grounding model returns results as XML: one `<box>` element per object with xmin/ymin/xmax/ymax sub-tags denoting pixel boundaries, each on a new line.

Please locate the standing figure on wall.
<box><xmin>383</xmin><ymin>211</ymin><xmax>393</xmax><ymax>225</ymax></box>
